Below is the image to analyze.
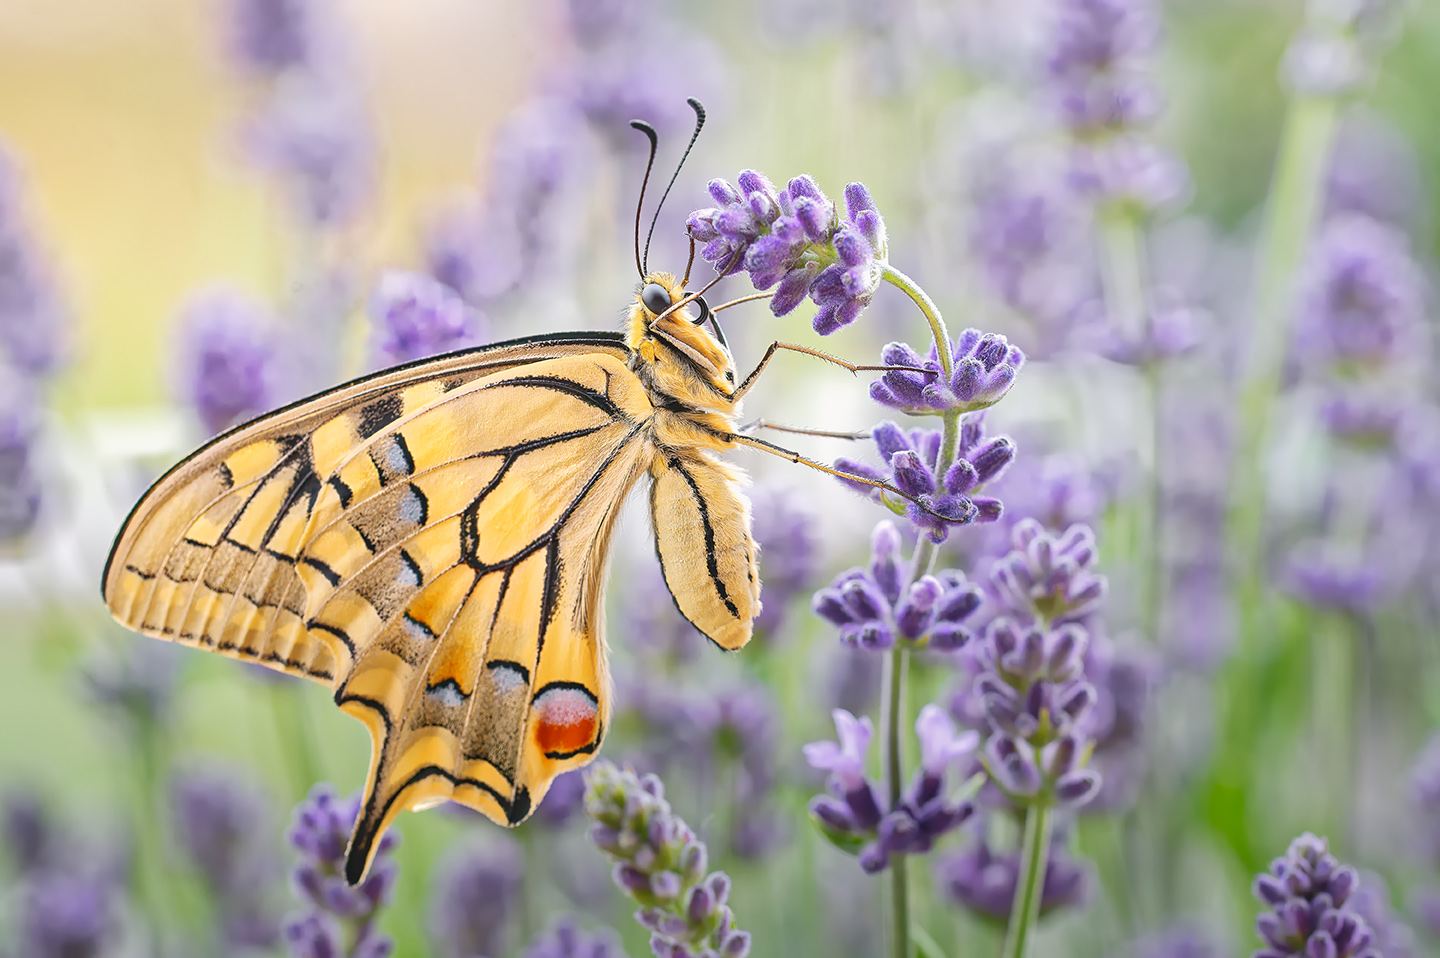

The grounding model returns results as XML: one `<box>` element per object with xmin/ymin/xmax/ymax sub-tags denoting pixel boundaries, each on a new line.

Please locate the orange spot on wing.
<box><xmin>533</xmin><ymin>686</ymin><xmax>598</xmax><ymax>755</ymax></box>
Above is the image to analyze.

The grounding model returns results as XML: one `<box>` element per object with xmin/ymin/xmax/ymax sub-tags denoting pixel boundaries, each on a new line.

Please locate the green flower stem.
<box><xmin>1095</xmin><ymin>208</ymin><xmax>1149</xmax><ymax>338</ymax></box>
<box><xmin>268</xmin><ymin>678</ymin><xmax>319</xmax><ymax>797</ymax></box>
<box><xmin>874</xmin><ymin>268</ymin><xmax>960</xmax><ymax>958</ymax></box>
<box><xmin>1095</xmin><ymin>206</ymin><xmax>1164</xmax><ymax>645</ymax></box>
<box><xmin>1001</xmin><ymin>802</ymin><xmax>1054</xmax><ymax>958</ymax></box>
<box><xmin>1230</xmin><ymin>94</ymin><xmax>1341</xmax><ymax>598</ymax></box>
<box><xmin>880</xmin><ymin>644</ymin><xmax>910</xmax><ymax>958</ymax></box>
<box><xmin>884</xmin><ymin>264</ymin><xmax>955</xmax><ymax>381</ymax></box>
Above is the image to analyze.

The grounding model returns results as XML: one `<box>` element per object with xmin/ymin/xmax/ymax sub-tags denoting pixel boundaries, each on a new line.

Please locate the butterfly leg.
<box><xmin>729</xmin><ymin>341</ymin><xmax>936</xmax><ymax>401</ymax></box>
<box><xmin>727</xmin><ymin>432</ymin><xmax>961</xmax><ymax>520</ymax></box>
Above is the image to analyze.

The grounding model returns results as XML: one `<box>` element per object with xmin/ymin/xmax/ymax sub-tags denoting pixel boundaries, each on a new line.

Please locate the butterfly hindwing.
<box><xmin>649</xmin><ymin>451</ymin><xmax>761</xmax><ymax>652</ymax></box>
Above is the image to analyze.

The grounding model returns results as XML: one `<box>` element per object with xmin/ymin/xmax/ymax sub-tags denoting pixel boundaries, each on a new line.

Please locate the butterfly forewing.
<box><xmin>103</xmin><ymin>332</ymin><xmax>631</xmax><ymax>681</ymax></box>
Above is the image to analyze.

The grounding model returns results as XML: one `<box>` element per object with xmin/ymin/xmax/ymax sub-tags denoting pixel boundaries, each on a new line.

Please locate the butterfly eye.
<box><xmin>641</xmin><ymin>283</ymin><xmax>671</xmax><ymax>316</ymax></box>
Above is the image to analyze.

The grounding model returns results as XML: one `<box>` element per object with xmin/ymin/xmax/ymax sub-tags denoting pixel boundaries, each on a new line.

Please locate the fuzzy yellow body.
<box><xmin>102</xmin><ymin>273</ymin><xmax>761</xmax><ymax>881</ymax></box>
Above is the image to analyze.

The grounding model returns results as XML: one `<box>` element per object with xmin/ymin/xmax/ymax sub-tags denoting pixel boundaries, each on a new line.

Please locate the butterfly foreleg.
<box><xmin>729</xmin><ymin>341</ymin><xmax>936</xmax><ymax>401</ymax></box>
<box><xmin>727</xmin><ymin>432</ymin><xmax>957</xmax><ymax>520</ymax></box>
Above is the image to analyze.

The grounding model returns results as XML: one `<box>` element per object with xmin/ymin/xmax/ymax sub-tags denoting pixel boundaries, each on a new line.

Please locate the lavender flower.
<box><xmin>559</xmin><ymin>0</ymin><xmax>724</xmax><ymax>139</ymax></box>
<box><xmin>3</xmin><ymin>790</ymin><xmax>57</xmax><ymax>876</ymax></box>
<box><xmin>1326</xmin><ymin>113</ymin><xmax>1426</xmax><ymax>229</ymax></box>
<box><xmin>970</xmin><ymin>617</ymin><xmax>1101</xmax><ymax>807</ymax></box>
<box><xmin>686</xmin><ymin>174</ymin><xmax>888</xmax><ymax>334</ymax></box>
<box><xmin>966</xmin><ymin>161</ymin><xmax>1093</xmax><ymax>347</ymax></box>
<box><xmin>811</xmin><ymin>521</ymin><xmax>984</xmax><ymax>651</ymax></box>
<box><xmin>935</xmin><ymin>822</ymin><xmax>1091</xmax><ymax>921</ymax></box>
<box><xmin>535</xmin><ymin>769</ymin><xmax>588</xmax><ymax>829</ymax></box>
<box><xmin>1043</xmin><ymin>0</ymin><xmax>1188</xmax><ymax>213</ymax></box>
<box><xmin>285</xmin><ymin>785</ymin><xmax>397</xmax><ymax>958</ymax></box>
<box><xmin>804</xmin><ymin>705</ymin><xmax>979</xmax><ymax>873</ymax></box>
<box><xmin>225</xmin><ymin>0</ymin><xmax>329</xmax><ymax>77</ymax></box>
<box><xmin>1068</xmin><ymin>135</ymin><xmax>1190</xmax><ymax>212</ymax></box>
<box><xmin>522</xmin><ymin>919</ymin><xmax>624</xmax><ymax>958</ymax></box>
<box><xmin>0</xmin><ymin>375</ymin><xmax>41</xmax><ymax>544</ymax></box>
<box><xmin>245</xmin><ymin>73</ymin><xmax>373</xmax><ymax>229</ymax></box>
<box><xmin>1045</xmin><ymin>0</ymin><xmax>1163</xmax><ymax>136</ymax></box>
<box><xmin>0</xmin><ymin>144</ymin><xmax>68</xmax><ymax>375</ymax></box>
<box><xmin>833</xmin><ymin>418</ymin><xmax>1015</xmax><ymax>541</ymax></box>
<box><xmin>1082</xmin><ymin>295</ymin><xmax>1207</xmax><ymax>366</ymax></box>
<box><xmin>368</xmin><ymin>270</ymin><xmax>485</xmax><ymax>367</ymax></box>
<box><xmin>1295</xmin><ymin>213</ymin><xmax>1425</xmax><ymax>375</ymax></box>
<box><xmin>1282</xmin><ymin>545</ymin><xmax>1386</xmax><ymax>614</ymax></box>
<box><xmin>171</xmin><ymin>765</ymin><xmax>280</xmax><ymax>949</ymax></box>
<box><xmin>584</xmin><ymin>761</ymin><xmax>751</xmax><ymax>958</ymax></box>
<box><xmin>869</xmin><ymin>330</ymin><xmax>1025</xmax><ymax>415</ymax></box>
<box><xmin>1251</xmin><ymin>833</ymin><xmax>1377</xmax><ymax>958</ymax></box>
<box><xmin>990</xmin><ymin>519</ymin><xmax>1107</xmax><ymax>624</ymax></box>
<box><xmin>174</xmin><ymin>286</ymin><xmax>282</xmax><ymax>435</ymax></box>
<box><xmin>17</xmin><ymin>872</ymin><xmax>119</xmax><ymax>958</ymax></box>
<box><xmin>430</xmin><ymin>840</ymin><xmax>523</xmax><ymax>958</ymax></box>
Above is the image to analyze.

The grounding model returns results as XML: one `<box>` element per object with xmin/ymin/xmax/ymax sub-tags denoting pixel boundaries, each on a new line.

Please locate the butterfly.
<box><xmin>101</xmin><ymin>101</ymin><xmax>931</xmax><ymax>883</ymax></box>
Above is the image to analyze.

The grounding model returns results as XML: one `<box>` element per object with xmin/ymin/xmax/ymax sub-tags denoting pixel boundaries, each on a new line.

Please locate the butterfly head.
<box><xmin>627</xmin><ymin>271</ymin><xmax>738</xmax><ymax>407</ymax></box>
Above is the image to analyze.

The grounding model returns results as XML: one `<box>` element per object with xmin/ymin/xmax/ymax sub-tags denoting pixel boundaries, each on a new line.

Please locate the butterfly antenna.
<box><xmin>643</xmin><ymin>97</ymin><xmax>706</xmax><ymax>275</ymax></box>
<box><xmin>629</xmin><ymin>119</ymin><xmax>660</xmax><ymax>281</ymax></box>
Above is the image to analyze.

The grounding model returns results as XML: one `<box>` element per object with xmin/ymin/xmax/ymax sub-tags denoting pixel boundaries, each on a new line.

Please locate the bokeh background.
<box><xmin>2</xmin><ymin>0</ymin><xmax>1440</xmax><ymax>955</ymax></box>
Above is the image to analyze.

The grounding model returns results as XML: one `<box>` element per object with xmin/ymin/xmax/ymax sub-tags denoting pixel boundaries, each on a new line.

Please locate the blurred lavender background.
<box><xmin>2</xmin><ymin>0</ymin><xmax>1439</xmax><ymax>955</ymax></box>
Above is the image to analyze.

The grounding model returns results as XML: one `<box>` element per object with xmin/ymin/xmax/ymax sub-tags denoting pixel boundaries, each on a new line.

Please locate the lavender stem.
<box><xmin>875</xmin><ymin>266</ymin><xmax>962</xmax><ymax>958</ymax></box>
<box><xmin>1231</xmin><ymin>95</ymin><xmax>1341</xmax><ymax>596</ymax></box>
<box><xmin>1001</xmin><ymin>802</ymin><xmax>1053</xmax><ymax>958</ymax></box>
<box><xmin>880</xmin><ymin>642</ymin><xmax>910</xmax><ymax>958</ymax></box>
<box><xmin>1095</xmin><ymin>207</ymin><xmax>1164</xmax><ymax>646</ymax></box>
<box><xmin>883</xmin><ymin>265</ymin><xmax>954</xmax><ymax>381</ymax></box>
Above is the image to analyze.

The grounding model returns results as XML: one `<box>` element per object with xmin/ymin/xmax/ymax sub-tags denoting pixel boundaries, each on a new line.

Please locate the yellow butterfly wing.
<box><xmin>102</xmin><ymin>332</ymin><xmax>653</xmax><ymax>879</ymax></box>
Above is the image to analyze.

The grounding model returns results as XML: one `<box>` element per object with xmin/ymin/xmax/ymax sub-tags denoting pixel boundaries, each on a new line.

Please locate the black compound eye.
<box><xmin>641</xmin><ymin>282</ymin><xmax>671</xmax><ymax>316</ymax></box>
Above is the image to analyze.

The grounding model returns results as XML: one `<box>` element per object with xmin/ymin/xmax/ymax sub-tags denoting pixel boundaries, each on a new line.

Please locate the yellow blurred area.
<box><xmin>0</xmin><ymin>0</ymin><xmax>556</xmax><ymax>411</ymax></box>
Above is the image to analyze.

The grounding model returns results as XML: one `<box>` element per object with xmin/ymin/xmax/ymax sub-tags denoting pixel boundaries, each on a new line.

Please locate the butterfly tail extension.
<box><xmin>648</xmin><ymin>451</ymin><xmax>760</xmax><ymax>651</ymax></box>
